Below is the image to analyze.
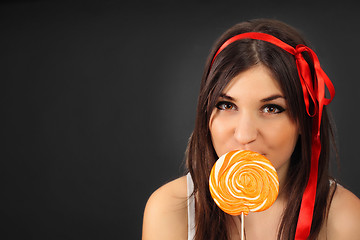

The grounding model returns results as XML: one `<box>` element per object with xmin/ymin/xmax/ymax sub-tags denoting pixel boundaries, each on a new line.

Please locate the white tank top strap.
<box><xmin>187</xmin><ymin>172</ymin><xmax>196</xmax><ymax>240</ymax></box>
<box><xmin>329</xmin><ymin>178</ymin><xmax>336</xmax><ymax>186</ymax></box>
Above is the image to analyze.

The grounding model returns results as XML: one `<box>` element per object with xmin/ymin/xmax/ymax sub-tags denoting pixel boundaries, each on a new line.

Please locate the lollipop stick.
<box><xmin>241</xmin><ymin>212</ymin><xmax>244</xmax><ymax>240</ymax></box>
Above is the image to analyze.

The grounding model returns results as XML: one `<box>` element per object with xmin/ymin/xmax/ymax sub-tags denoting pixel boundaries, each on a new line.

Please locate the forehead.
<box><xmin>222</xmin><ymin>64</ymin><xmax>284</xmax><ymax>98</ymax></box>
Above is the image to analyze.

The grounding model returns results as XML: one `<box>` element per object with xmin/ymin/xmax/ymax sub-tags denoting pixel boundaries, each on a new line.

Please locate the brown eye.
<box><xmin>263</xmin><ymin>104</ymin><xmax>285</xmax><ymax>114</ymax></box>
<box><xmin>216</xmin><ymin>101</ymin><xmax>235</xmax><ymax>110</ymax></box>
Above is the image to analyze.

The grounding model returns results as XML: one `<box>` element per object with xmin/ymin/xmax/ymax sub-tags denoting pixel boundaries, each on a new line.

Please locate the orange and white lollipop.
<box><xmin>209</xmin><ymin>150</ymin><xmax>279</xmax><ymax>216</ymax></box>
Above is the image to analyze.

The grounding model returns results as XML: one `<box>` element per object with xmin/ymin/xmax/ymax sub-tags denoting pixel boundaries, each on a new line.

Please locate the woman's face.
<box><xmin>209</xmin><ymin>64</ymin><xmax>299</xmax><ymax>183</ymax></box>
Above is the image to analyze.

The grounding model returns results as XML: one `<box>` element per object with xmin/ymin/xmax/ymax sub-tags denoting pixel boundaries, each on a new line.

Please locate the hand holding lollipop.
<box><xmin>209</xmin><ymin>150</ymin><xmax>279</xmax><ymax>239</ymax></box>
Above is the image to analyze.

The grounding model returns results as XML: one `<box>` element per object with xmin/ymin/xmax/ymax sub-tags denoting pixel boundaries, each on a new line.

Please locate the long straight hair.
<box><xmin>186</xmin><ymin>19</ymin><xmax>336</xmax><ymax>239</ymax></box>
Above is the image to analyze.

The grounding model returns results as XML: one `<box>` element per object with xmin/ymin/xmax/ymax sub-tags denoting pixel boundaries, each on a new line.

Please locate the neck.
<box><xmin>276</xmin><ymin>160</ymin><xmax>290</xmax><ymax>201</ymax></box>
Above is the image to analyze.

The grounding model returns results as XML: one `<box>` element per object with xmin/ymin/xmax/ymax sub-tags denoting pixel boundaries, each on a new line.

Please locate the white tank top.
<box><xmin>187</xmin><ymin>173</ymin><xmax>196</xmax><ymax>240</ymax></box>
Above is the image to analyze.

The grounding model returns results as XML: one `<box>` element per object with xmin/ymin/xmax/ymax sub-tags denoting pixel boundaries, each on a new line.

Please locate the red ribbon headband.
<box><xmin>211</xmin><ymin>32</ymin><xmax>335</xmax><ymax>239</ymax></box>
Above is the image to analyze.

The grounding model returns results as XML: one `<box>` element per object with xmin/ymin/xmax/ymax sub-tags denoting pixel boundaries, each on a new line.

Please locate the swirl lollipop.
<box><xmin>209</xmin><ymin>150</ymin><xmax>279</xmax><ymax>216</ymax></box>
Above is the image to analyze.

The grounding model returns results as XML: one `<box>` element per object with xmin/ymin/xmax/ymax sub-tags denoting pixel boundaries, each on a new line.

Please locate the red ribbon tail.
<box><xmin>294</xmin><ymin>130</ymin><xmax>321</xmax><ymax>239</ymax></box>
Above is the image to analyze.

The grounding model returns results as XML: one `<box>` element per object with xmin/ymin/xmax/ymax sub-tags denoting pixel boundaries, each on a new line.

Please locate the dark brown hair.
<box><xmin>186</xmin><ymin>19</ymin><xmax>336</xmax><ymax>239</ymax></box>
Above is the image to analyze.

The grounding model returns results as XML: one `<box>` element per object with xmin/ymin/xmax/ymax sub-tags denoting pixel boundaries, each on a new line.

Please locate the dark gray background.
<box><xmin>2</xmin><ymin>1</ymin><xmax>359</xmax><ymax>239</ymax></box>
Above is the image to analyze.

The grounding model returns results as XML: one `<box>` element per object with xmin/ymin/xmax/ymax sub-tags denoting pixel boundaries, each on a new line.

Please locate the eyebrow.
<box><xmin>219</xmin><ymin>93</ymin><xmax>285</xmax><ymax>102</ymax></box>
<box><xmin>219</xmin><ymin>93</ymin><xmax>235</xmax><ymax>101</ymax></box>
<box><xmin>261</xmin><ymin>94</ymin><xmax>286</xmax><ymax>102</ymax></box>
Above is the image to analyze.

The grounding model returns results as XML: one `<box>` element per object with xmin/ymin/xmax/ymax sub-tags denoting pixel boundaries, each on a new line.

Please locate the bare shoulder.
<box><xmin>142</xmin><ymin>176</ymin><xmax>188</xmax><ymax>240</ymax></box>
<box><xmin>327</xmin><ymin>184</ymin><xmax>360</xmax><ymax>240</ymax></box>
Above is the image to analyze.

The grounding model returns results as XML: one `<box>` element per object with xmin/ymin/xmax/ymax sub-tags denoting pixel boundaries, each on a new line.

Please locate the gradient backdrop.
<box><xmin>2</xmin><ymin>1</ymin><xmax>359</xmax><ymax>239</ymax></box>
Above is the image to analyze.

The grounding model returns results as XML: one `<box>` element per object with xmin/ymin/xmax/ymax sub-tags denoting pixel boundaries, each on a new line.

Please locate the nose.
<box><xmin>234</xmin><ymin>112</ymin><xmax>258</xmax><ymax>146</ymax></box>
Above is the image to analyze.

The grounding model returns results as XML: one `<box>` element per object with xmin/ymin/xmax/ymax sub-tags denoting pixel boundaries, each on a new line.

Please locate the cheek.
<box><xmin>272</xmin><ymin>125</ymin><xmax>297</xmax><ymax>145</ymax></box>
<box><xmin>265</xmin><ymin>120</ymin><xmax>299</xmax><ymax>165</ymax></box>
<box><xmin>210</xmin><ymin>120</ymin><xmax>227</xmax><ymax>139</ymax></box>
<box><xmin>209</xmin><ymin>115</ymin><xmax>231</xmax><ymax>155</ymax></box>
<box><xmin>209</xmin><ymin>119</ymin><xmax>221</xmax><ymax>147</ymax></box>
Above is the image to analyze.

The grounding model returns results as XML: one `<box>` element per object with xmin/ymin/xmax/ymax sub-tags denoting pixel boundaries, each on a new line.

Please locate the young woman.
<box><xmin>142</xmin><ymin>19</ymin><xmax>360</xmax><ymax>240</ymax></box>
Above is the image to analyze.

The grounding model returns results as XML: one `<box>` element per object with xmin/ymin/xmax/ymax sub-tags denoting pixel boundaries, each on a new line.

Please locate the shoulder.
<box><xmin>142</xmin><ymin>176</ymin><xmax>188</xmax><ymax>240</ymax></box>
<box><xmin>327</xmin><ymin>184</ymin><xmax>360</xmax><ymax>239</ymax></box>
